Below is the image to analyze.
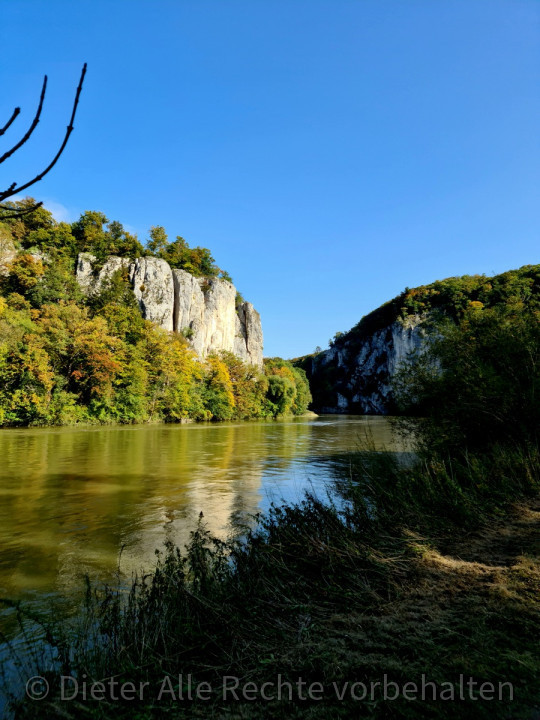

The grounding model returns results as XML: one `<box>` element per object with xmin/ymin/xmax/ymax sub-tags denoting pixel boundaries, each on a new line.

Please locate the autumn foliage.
<box><xmin>0</xmin><ymin>200</ymin><xmax>311</xmax><ymax>426</ymax></box>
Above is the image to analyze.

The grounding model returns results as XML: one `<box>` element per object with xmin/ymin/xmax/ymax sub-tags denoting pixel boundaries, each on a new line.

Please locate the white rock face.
<box><xmin>76</xmin><ymin>254</ymin><xmax>264</xmax><ymax>366</ymax></box>
<box><xmin>75</xmin><ymin>252</ymin><xmax>95</xmax><ymax>290</ymax></box>
<box><xmin>172</xmin><ymin>270</ymin><xmax>235</xmax><ymax>356</ymax></box>
<box><xmin>234</xmin><ymin>302</ymin><xmax>264</xmax><ymax>366</ymax></box>
<box><xmin>309</xmin><ymin>316</ymin><xmax>427</xmax><ymax>414</ymax></box>
<box><xmin>76</xmin><ymin>253</ymin><xmax>131</xmax><ymax>294</ymax></box>
<box><xmin>173</xmin><ymin>269</ymin><xmax>264</xmax><ymax>365</ymax></box>
<box><xmin>388</xmin><ymin>317</ymin><xmax>426</xmax><ymax>376</ymax></box>
<box><xmin>172</xmin><ymin>270</ymin><xmax>204</xmax><ymax>346</ymax></box>
<box><xmin>99</xmin><ymin>256</ymin><xmax>132</xmax><ymax>284</ymax></box>
<box><xmin>130</xmin><ymin>257</ymin><xmax>175</xmax><ymax>332</ymax></box>
<box><xmin>0</xmin><ymin>235</ymin><xmax>17</xmax><ymax>277</ymax></box>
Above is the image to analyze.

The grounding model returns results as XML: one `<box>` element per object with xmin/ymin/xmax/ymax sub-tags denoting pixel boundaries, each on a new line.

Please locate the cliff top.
<box><xmin>294</xmin><ymin>264</ymin><xmax>540</xmax><ymax>363</ymax></box>
<box><xmin>0</xmin><ymin>198</ymin><xmax>235</xmax><ymax>284</ymax></box>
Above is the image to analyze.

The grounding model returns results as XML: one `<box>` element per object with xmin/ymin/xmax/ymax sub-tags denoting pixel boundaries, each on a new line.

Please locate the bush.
<box><xmin>393</xmin><ymin>305</ymin><xmax>540</xmax><ymax>454</ymax></box>
<box><xmin>264</xmin><ymin>357</ymin><xmax>313</xmax><ymax>416</ymax></box>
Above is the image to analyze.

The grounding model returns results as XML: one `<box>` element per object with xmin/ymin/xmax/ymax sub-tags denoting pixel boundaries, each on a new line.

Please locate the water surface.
<box><xmin>0</xmin><ymin>415</ymin><xmax>401</xmax><ymax>629</ymax></box>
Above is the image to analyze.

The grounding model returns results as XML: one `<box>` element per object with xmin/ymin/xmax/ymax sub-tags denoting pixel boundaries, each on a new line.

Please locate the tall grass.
<box><xmin>4</xmin><ymin>440</ymin><xmax>539</xmax><ymax>719</ymax></box>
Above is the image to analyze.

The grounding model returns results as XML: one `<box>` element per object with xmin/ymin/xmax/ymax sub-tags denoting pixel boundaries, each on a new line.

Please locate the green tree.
<box><xmin>219</xmin><ymin>351</ymin><xmax>269</xmax><ymax>419</ymax></box>
<box><xmin>291</xmin><ymin>366</ymin><xmax>312</xmax><ymax>415</ymax></box>
<box><xmin>36</xmin><ymin>303</ymin><xmax>122</xmax><ymax>405</ymax></box>
<box><xmin>71</xmin><ymin>211</ymin><xmax>143</xmax><ymax>261</ymax></box>
<box><xmin>3</xmin><ymin>254</ymin><xmax>45</xmax><ymax>293</ymax></box>
<box><xmin>71</xmin><ymin>210</ymin><xmax>109</xmax><ymax>258</ymax></box>
<box><xmin>203</xmin><ymin>355</ymin><xmax>236</xmax><ymax>420</ymax></box>
<box><xmin>25</xmin><ymin>221</ymin><xmax>77</xmax><ymax>255</ymax></box>
<box><xmin>264</xmin><ymin>357</ymin><xmax>311</xmax><ymax>416</ymax></box>
<box><xmin>266</xmin><ymin>374</ymin><xmax>296</xmax><ymax>416</ymax></box>
<box><xmin>0</xmin><ymin>300</ymin><xmax>55</xmax><ymax>425</ymax></box>
<box><xmin>142</xmin><ymin>325</ymin><xmax>204</xmax><ymax>421</ymax></box>
<box><xmin>147</xmin><ymin>225</ymin><xmax>169</xmax><ymax>256</ymax></box>
<box><xmin>4</xmin><ymin>200</ymin><xmax>55</xmax><ymax>243</ymax></box>
<box><xmin>106</xmin><ymin>220</ymin><xmax>144</xmax><ymax>258</ymax></box>
<box><xmin>393</xmin><ymin>305</ymin><xmax>540</xmax><ymax>453</ymax></box>
<box><xmin>145</xmin><ymin>227</ymin><xmax>232</xmax><ymax>281</ymax></box>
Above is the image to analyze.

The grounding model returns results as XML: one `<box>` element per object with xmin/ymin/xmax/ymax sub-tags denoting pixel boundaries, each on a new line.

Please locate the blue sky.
<box><xmin>1</xmin><ymin>1</ymin><xmax>538</xmax><ymax>358</ymax></box>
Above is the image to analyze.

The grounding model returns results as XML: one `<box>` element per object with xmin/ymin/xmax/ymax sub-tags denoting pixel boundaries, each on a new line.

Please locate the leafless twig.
<box><xmin>0</xmin><ymin>64</ymin><xmax>87</xmax><ymax>218</ymax></box>
<box><xmin>0</xmin><ymin>76</ymin><xmax>47</xmax><ymax>165</ymax></box>
<box><xmin>0</xmin><ymin>107</ymin><xmax>21</xmax><ymax>137</ymax></box>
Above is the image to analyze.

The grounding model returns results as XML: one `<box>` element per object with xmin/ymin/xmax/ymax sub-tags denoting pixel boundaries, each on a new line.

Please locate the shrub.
<box><xmin>393</xmin><ymin>305</ymin><xmax>540</xmax><ymax>453</ymax></box>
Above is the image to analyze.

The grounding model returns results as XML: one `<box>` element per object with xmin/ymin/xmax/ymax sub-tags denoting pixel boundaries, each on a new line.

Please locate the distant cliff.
<box><xmin>76</xmin><ymin>253</ymin><xmax>264</xmax><ymax>367</ymax></box>
<box><xmin>297</xmin><ymin>315</ymin><xmax>426</xmax><ymax>414</ymax></box>
<box><xmin>296</xmin><ymin>265</ymin><xmax>540</xmax><ymax>414</ymax></box>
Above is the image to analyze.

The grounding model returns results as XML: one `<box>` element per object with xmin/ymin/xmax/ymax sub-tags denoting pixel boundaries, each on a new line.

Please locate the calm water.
<box><xmin>0</xmin><ymin>415</ymin><xmax>401</xmax><ymax>634</ymax></box>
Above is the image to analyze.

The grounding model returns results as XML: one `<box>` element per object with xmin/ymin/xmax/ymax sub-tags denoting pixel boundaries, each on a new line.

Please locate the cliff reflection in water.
<box><xmin>0</xmin><ymin>416</ymin><xmax>398</xmax><ymax>612</ymax></box>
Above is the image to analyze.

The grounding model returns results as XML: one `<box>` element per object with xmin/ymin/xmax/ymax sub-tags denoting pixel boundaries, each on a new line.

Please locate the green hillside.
<box><xmin>295</xmin><ymin>265</ymin><xmax>540</xmax><ymax>412</ymax></box>
<box><xmin>0</xmin><ymin>199</ymin><xmax>310</xmax><ymax>426</ymax></box>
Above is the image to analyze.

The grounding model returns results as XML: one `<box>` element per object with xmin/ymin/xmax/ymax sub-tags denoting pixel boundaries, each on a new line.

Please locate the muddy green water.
<box><xmin>0</xmin><ymin>415</ymin><xmax>401</xmax><ymax>630</ymax></box>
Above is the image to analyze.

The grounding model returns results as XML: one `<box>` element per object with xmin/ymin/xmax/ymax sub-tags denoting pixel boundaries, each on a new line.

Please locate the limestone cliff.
<box><xmin>0</xmin><ymin>235</ymin><xmax>17</xmax><ymax>277</ymax></box>
<box><xmin>76</xmin><ymin>253</ymin><xmax>263</xmax><ymax>366</ymax></box>
<box><xmin>298</xmin><ymin>316</ymin><xmax>426</xmax><ymax>414</ymax></box>
<box><xmin>131</xmin><ymin>257</ymin><xmax>175</xmax><ymax>332</ymax></box>
<box><xmin>234</xmin><ymin>301</ymin><xmax>264</xmax><ymax>368</ymax></box>
<box><xmin>0</xmin><ymin>234</ymin><xmax>46</xmax><ymax>276</ymax></box>
<box><xmin>297</xmin><ymin>265</ymin><xmax>540</xmax><ymax>414</ymax></box>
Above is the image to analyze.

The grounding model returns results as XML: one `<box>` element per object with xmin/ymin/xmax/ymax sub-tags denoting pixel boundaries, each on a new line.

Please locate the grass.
<box><xmin>3</xmin><ymin>442</ymin><xmax>539</xmax><ymax>719</ymax></box>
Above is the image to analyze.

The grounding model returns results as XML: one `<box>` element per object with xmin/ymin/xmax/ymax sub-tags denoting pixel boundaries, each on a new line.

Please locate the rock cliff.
<box><xmin>131</xmin><ymin>257</ymin><xmax>175</xmax><ymax>332</ymax></box>
<box><xmin>76</xmin><ymin>253</ymin><xmax>263</xmax><ymax>366</ymax></box>
<box><xmin>0</xmin><ymin>236</ymin><xmax>17</xmax><ymax>277</ymax></box>
<box><xmin>297</xmin><ymin>315</ymin><xmax>427</xmax><ymax>414</ymax></box>
<box><xmin>297</xmin><ymin>264</ymin><xmax>540</xmax><ymax>415</ymax></box>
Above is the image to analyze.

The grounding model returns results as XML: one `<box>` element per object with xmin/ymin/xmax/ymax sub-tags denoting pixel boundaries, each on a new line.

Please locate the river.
<box><xmin>0</xmin><ymin>415</ymin><xmax>402</xmax><ymax>639</ymax></box>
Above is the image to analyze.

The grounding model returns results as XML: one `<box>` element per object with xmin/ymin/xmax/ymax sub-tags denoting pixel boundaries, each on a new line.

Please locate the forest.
<box><xmin>0</xmin><ymin>198</ymin><xmax>311</xmax><ymax>426</ymax></box>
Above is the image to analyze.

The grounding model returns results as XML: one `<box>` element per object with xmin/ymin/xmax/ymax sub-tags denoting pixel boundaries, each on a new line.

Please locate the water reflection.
<box><xmin>0</xmin><ymin>416</ymin><xmax>401</xmax><ymax>627</ymax></box>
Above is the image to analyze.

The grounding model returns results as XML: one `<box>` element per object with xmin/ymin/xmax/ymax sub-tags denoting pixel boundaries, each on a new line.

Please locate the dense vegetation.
<box><xmin>393</xmin><ymin>304</ymin><xmax>540</xmax><ymax>455</ymax></box>
<box><xmin>1</xmin><ymin>197</ymin><xmax>233</xmax><ymax>278</ymax></box>
<box><xmin>294</xmin><ymin>264</ymin><xmax>540</xmax><ymax>411</ymax></box>
<box><xmin>334</xmin><ymin>264</ymin><xmax>540</xmax><ymax>345</ymax></box>
<box><xmin>0</xmin><ymin>199</ymin><xmax>311</xmax><ymax>426</ymax></box>
<box><xmin>6</xmin><ymin>280</ymin><xmax>539</xmax><ymax>719</ymax></box>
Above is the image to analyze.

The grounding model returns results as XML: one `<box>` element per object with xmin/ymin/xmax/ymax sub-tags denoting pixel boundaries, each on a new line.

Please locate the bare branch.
<box><xmin>0</xmin><ymin>183</ymin><xmax>17</xmax><ymax>202</ymax></box>
<box><xmin>67</xmin><ymin>63</ymin><xmax>87</xmax><ymax>129</ymax></box>
<box><xmin>0</xmin><ymin>107</ymin><xmax>21</xmax><ymax>137</ymax></box>
<box><xmin>0</xmin><ymin>200</ymin><xmax>43</xmax><ymax>219</ymax></box>
<box><xmin>0</xmin><ymin>76</ymin><xmax>47</xmax><ymax>165</ymax></box>
<box><xmin>0</xmin><ymin>63</ymin><xmax>87</xmax><ymax>208</ymax></box>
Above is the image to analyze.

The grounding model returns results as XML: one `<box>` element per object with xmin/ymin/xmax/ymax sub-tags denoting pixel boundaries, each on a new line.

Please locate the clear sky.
<box><xmin>1</xmin><ymin>1</ymin><xmax>538</xmax><ymax>358</ymax></box>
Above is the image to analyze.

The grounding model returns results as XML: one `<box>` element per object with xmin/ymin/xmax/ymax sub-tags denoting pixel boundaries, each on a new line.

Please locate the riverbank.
<box><xmin>6</xmin><ymin>443</ymin><xmax>539</xmax><ymax>719</ymax></box>
<box><xmin>5</xmin><ymin>304</ymin><xmax>539</xmax><ymax>719</ymax></box>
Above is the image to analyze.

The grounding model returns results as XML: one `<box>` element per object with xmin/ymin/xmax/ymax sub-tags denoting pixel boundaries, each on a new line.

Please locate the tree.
<box><xmin>0</xmin><ymin>65</ymin><xmax>87</xmax><ymax>220</ymax></box>
<box><xmin>145</xmin><ymin>227</ymin><xmax>233</xmax><ymax>281</ymax></box>
<box><xmin>219</xmin><ymin>350</ymin><xmax>269</xmax><ymax>419</ymax></box>
<box><xmin>71</xmin><ymin>210</ymin><xmax>109</xmax><ymax>254</ymax></box>
<box><xmin>203</xmin><ymin>355</ymin><xmax>236</xmax><ymax>420</ymax></box>
<box><xmin>71</xmin><ymin>211</ymin><xmax>144</xmax><ymax>260</ymax></box>
<box><xmin>393</xmin><ymin>305</ymin><xmax>540</xmax><ymax>453</ymax></box>
<box><xmin>147</xmin><ymin>225</ymin><xmax>169</xmax><ymax>256</ymax></box>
